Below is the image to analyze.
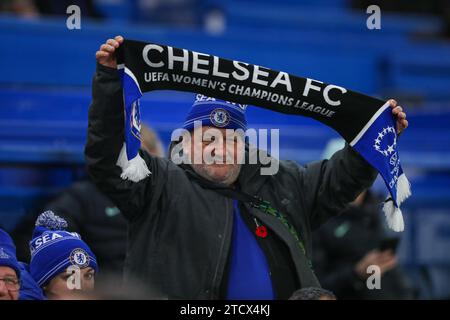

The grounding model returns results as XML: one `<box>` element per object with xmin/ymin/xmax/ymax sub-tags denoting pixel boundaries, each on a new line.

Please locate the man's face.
<box><xmin>185</xmin><ymin>126</ymin><xmax>245</xmax><ymax>186</ymax></box>
<box><xmin>44</xmin><ymin>267</ymin><xmax>95</xmax><ymax>300</ymax></box>
<box><xmin>0</xmin><ymin>266</ymin><xmax>20</xmax><ymax>300</ymax></box>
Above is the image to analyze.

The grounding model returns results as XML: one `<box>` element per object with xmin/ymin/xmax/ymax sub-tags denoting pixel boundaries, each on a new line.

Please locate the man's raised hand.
<box><xmin>388</xmin><ymin>99</ymin><xmax>408</xmax><ymax>135</ymax></box>
<box><xmin>96</xmin><ymin>35</ymin><xmax>124</xmax><ymax>69</ymax></box>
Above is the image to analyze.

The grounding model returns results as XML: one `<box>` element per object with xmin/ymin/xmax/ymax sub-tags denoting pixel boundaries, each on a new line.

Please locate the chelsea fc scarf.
<box><xmin>115</xmin><ymin>39</ymin><xmax>411</xmax><ymax>232</ymax></box>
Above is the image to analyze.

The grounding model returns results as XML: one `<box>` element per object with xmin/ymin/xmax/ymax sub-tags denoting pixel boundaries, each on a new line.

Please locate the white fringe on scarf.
<box><xmin>382</xmin><ymin>173</ymin><xmax>411</xmax><ymax>232</ymax></box>
<box><xmin>116</xmin><ymin>143</ymin><xmax>151</xmax><ymax>182</ymax></box>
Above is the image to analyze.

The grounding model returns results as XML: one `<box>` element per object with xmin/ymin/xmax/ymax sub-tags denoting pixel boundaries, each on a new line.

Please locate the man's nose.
<box><xmin>210</xmin><ymin>141</ymin><xmax>226</xmax><ymax>158</ymax></box>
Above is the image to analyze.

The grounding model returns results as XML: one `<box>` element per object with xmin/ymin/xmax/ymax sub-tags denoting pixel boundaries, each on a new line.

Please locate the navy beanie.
<box><xmin>0</xmin><ymin>228</ymin><xmax>21</xmax><ymax>278</ymax></box>
<box><xmin>29</xmin><ymin>211</ymin><xmax>98</xmax><ymax>287</ymax></box>
<box><xmin>182</xmin><ymin>94</ymin><xmax>247</xmax><ymax>131</ymax></box>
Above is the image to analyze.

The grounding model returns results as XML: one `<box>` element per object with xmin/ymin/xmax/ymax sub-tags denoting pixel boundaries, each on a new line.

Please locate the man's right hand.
<box><xmin>96</xmin><ymin>35</ymin><xmax>124</xmax><ymax>69</ymax></box>
<box><xmin>354</xmin><ymin>249</ymin><xmax>398</xmax><ymax>280</ymax></box>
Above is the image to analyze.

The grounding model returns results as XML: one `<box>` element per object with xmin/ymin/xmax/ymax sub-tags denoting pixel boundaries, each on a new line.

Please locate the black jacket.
<box><xmin>85</xmin><ymin>63</ymin><xmax>378</xmax><ymax>299</ymax></box>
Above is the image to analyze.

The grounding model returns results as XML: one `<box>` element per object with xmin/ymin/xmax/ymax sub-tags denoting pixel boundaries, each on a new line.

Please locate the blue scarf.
<box><xmin>116</xmin><ymin>39</ymin><xmax>411</xmax><ymax>232</ymax></box>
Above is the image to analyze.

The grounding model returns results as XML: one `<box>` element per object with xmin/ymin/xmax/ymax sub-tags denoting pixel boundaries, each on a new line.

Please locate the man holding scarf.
<box><xmin>85</xmin><ymin>36</ymin><xmax>408</xmax><ymax>299</ymax></box>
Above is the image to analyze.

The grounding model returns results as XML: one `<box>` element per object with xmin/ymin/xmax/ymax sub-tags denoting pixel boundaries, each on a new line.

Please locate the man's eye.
<box><xmin>85</xmin><ymin>273</ymin><xmax>94</xmax><ymax>280</ymax></box>
<box><xmin>4</xmin><ymin>278</ymin><xmax>18</xmax><ymax>285</ymax></box>
<box><xmin>62</xmin><ymin>274</ymin><xmax>72</xmax><ymax>281</ymax></box>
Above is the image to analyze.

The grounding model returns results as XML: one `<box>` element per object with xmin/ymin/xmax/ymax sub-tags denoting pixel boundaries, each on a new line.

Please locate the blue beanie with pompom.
<box><xmin>29</xmin><ymin>211</ymin><xmax>98</xmax><ymax>287</ymax></box>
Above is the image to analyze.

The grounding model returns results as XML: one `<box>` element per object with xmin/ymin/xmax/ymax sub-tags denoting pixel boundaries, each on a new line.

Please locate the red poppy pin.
<box><xmin>255</xmin><ymin>225</ymin><xmax>268</xmax><ymax>238</ymax></box>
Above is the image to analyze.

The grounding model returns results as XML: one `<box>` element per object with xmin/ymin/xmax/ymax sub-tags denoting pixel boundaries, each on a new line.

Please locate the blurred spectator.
<box><xmin>29</xmin><ymin>0</ymin><xmax>217</xmax><ymax>25</ymax></box>
<box><xmin>44</xmin><ymin>123</ymin><xmax>162</xmax><ymax>285</ymax></box>
<box><xmin>34</xmin><ymin>0</ymin><xmax>102</xmax><ymax>18</ymax></box>
<box><xmin>1</xmin><ymin>229</ymin><xmax>46</xmax><ymax>300</ymax></box>
<box><xmin>312</xmin><ymin>139</ymin><xmax>415</xmax><ymax>299</ymax></box>
<box><xmin>289</xmin><ymin>287</ymin><xmax>336</xmax><ymax>300</ymax></box>
<box><xmin>203</xmin><ymin>6</ymin><xmax>226</xmax><ymax>35</ymax></box>
<box><xmin>0</xmin><ymin>228</ymin><xmax>22</xmax><ymax>300</ymax></box>
<box><xmin>9</xmin><ymin>123</ymin><xmax>163</xmax><ymax>287</ymax></box>
<box><xmin>0</xmin><ymin>0</ymin><xmax>39</xmax><ymax>18</ymax></box>
<box><xmin>141</xmin><ymin>123</ymin><xmax>165</xmax><ymax>157</ymax></box>
<box><xmin>313</xmin><ymin>190</ymin><xmax>414</xmax><ymax>299</ymax></box>
<box><xmin>29</xmin><ymin>211</ymin><xmax>98</xmax><ymax>299</ymax></box>
<box><xmin>44</xmin><ymin>180</ymin><xmax>126</xmax><ymax>286</ymax></box>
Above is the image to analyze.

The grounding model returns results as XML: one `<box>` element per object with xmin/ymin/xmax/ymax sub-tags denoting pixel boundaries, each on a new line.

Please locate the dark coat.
<box><xmin>85</xmin><ymin>63</ymin><xmax>378</xmax><ymax>299</ymax></box>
